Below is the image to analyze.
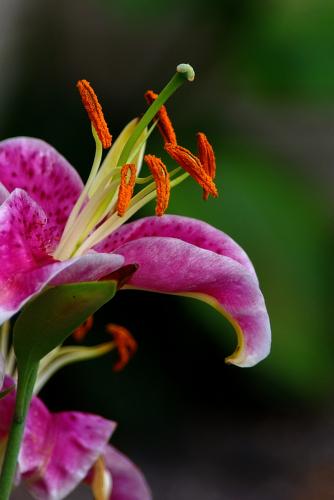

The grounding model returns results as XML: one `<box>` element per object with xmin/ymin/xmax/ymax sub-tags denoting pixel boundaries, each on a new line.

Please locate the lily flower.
<box><xmin>0</xmin><ymin>376</ymin><xmax>151</xmax><ymax>500</ymax></box>
<box><xmin>0</xmin><ymin>64</ymin><xmax>270</xmax><ymax>367</ymax></box>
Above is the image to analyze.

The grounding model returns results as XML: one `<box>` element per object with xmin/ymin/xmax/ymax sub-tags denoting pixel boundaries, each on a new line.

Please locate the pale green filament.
<box><xmin>73</xmin><ymin>171</ymin><xmax>189</xmax><ymax>256</ymax></box>
<box><xmin>127</xmin><ymin>121</ymin><xmax>157</xmax><ymax>164</ymax></box>
<box><xmin>62</xmin><ymin>126</ymin><xmax>102</xmax><ymax>236</ymax></box>
<box><xmin>54</xmin><ymin>124</ymin><xmax>149</xmax><ymax>260</ymax></box>
<box><xmin>135</xmin><ymin>174</ymin><xmax>154</xmax><ymax>185</ymax></box>
<box><xmin>0</xmin><ymin>321</ymin><xmax>10</xmax><ymax>358</ymax></box>
<box><xmin>6</xmin><ymin>346</ymin><xmax>15</xmax><ymax>377</ymax></box>
<box><xmin>55</xmin><ymin>177</ymin><xmax>121</xmax><ymax>259</ymax></box>
<box><xmin>88</xmin><ymin>120</ymin><xmax>148</xmax><ymax>199</ymax></box>
<box><xmin>34</xmin><ymin>342</ymin><xmax>116</xmax><ymax>394</ymax></box>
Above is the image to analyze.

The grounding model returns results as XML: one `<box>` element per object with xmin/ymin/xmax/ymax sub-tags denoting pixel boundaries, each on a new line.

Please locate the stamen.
<box><xmin>88</xmin><ymin>118</ymin><xmax>148</xmax><ymax>199</ymax></box>
<box><xmin>35</xmin><ymin>341</ymin><xmax>115</xmax><ymax>394</ymax></box>
<box><xmin>72</xmin><ymin>169</ymin><xmax>189</xmax><ymax>255</ymax></box>
<box><xmin>165</xmin><ymin>143</ymin><xmax>218</xmax><ymax>197</ymax></box>
<box><xmin>116</xmin><ymin>164</ymin><xmax>137</xmax><ymax>216</ymax></box>
<box><xmin>105</xmin><ymin>324</ymin><xmax>137</xmax><ymax>372</ymax></box>
<box><xmin>77</xmin><ymin>79</ymin><xmax>112</xmax><ymax>149</ymax></box>
<box><xmin>54</xmin><ymin>125</ymin><xmax>104</xmax><ymax>260</ymax></box>
<box><xmin>197</xmin><ymin>132</ymin><xmax>217</xmax><ymax>200</ymax></box>
<box><xmin>73</xmin><ymin>315</ymin><xmax>94</xmax><ymax>342</ymax></box>
<box><xmin>144</xmin><ymin>155</ymin><xmax>170</xmax><ymax>216</ymax></box>
<box><xmin>91</xmin><ymin>456</ymin><xmax>112</xmax><ymax>500</ymax></box>
<box><xmin>145</xmin><ymin>90</ymin><xmax>177</xmax><ymax>145</ymax></box>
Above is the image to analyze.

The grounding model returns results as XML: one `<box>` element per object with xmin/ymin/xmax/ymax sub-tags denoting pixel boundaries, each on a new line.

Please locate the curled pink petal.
<box><xmin>103</xmin><ymin>217</ymin><xmax>271</xmax><ymax>367</ymax></box>
<box><xmin>0</xmin><ymin>137</ymin><xmax>84</xmax><ymax>239</ymax></box>
<box><xmin>49</xmin><ymin>252</ymin><xmax>125</xmax><ymax>286</ymax></box>
<box><xmin>20</xmin><ymin>400</ymin><xmax>116</xmax><ymax>500</ymax></box>
<box><xmin>0</xmin><ymin>189</ymin><xmax>124</xmax><ymax>324</ymax></box>
<box><xmin>104</xmin><ymin>445</ymin><xmax>152</xmax><ymax>500</ymax></box>
<box><xmin>96</xmin><ymin>215</ymin><xmax>257</xmax><ymax>279</ymax></box>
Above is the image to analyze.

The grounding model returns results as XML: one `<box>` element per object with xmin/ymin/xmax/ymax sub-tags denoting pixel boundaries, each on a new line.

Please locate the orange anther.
<box><xmin>165</xmin><ymin>143</ymin><xmax>218</xmax><ymax>198</ymax></box>
<box><xmin>116</xmin><ymin>164</ymin><xmax>137</xmax><ymax>216</ymax></box>
<box><xmin>144</xmin><ymin>155</ymin><xmax>170</xmax><ymax>216</ymax></box>
<box><xmin>197</xmin><ymin>132</ymin><xmax>217</xmax><ymax>200</ymax></box>
<box><xmin>73</xmin><ymin>315</ymin><xmax>94</xmax><ymax>342</ymax></box>
<box><xmin>77</xmin><ymin>79</ymin><xmax>112</xmax><ymax>149</ymax></box>
<box><xmin>145</xmin><ymin>90</ymin><xmax>177</xmax><ymax>145</ymax></box>
<box><xmin>105</xmin><ymin>323</ymin><xmax>137</xmax><ymax>372</ymax></box>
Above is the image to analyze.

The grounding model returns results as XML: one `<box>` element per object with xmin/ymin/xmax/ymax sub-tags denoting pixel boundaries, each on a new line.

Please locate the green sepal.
<box><xmin>13</xmin><ymin>281</ymin><xmax>117</xmax><ymax>372</ymax></box>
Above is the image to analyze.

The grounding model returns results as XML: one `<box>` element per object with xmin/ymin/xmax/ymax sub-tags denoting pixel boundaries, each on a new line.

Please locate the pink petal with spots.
<box><xmin>103</xmin><ymin>217</ymin><xmax>270</xmax><ymax>367</ymax></box>
<box><xmin>0</xmin><ymin>137</ymin><xmax>84</xmax><ymax>239</ymax></box>
<box><xmin>20</xmin><ymin>400</ymin><xmax>116</xmax><ymax>500</ymax></box>
<box><xmin>104</xmin><ymin>445</ymin><xmax>152</xmax><ymax>500</ymax></box>
<box><xmin>49</xmin><ymin>252</ymin><xmax>124</xmax><ymax>286</ymax></box>
<box><xmin>95</xmin><ymin>215</ymin><xmax>257</xmax><ymax>279</ymax></box>
<box><xmin>0</xmin><ymin>189</ymin><xmax>124</xmax><ymax>324</ymax></box>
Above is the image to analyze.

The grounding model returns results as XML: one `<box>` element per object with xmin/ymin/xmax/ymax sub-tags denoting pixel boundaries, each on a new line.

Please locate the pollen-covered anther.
<box><xmin>165</xmin><ymin>143</ymin><xmax>218</xmax><ymax>197</ymax></box>
<box><xmin>197</xmin><ymin>132</ymin><xmax>217</xmax><ymax>200</ymax></box>
<box><xmin>116</xmin><ymin>164</ymin><xmax>137</xmax><ymax>217</ymax></box>
<box><xmin>145</xmin><ymin>90</ymin><xmax>177</xmax><ymax>145</ymax></box>
<box><xmin>106</xmin><ymin>323</ymin><xmax>138</xmax><ymax>372</ymax></box>
<box><xmin>73</xmin><ymin>315</ymin><xmax>94</xmax><ymax>342</ymax></box>
<box><xmin>77</xmin><ymin>79</ymin><xmax>112</xmax><ymax>149</ymax></box>
<box><xmin>144</xmin><ymin>154</ymin><xmax>170</xmax><ymax>216</ymax></box>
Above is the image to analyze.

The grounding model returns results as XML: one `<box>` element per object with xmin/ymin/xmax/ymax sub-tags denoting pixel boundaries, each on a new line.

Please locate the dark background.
<box><xmin>3</xmin><ymin>0</ymin><xmax>333</xmax><ymax>498</ymax></box>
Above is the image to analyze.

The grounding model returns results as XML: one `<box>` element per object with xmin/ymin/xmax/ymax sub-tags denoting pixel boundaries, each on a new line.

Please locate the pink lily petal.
<box><xmin>49</xmin><ymin>252</ymin><xmax>124</xmax><ymax>286</ymax></box>
<box><xmin>96</xmin><ymin>215</ymin><xmax>258</xmax><ymax>279</ymax></box>
<box><xmin>0</xmin><ymin>378</ymin><xmax>116</xmax><ymax>499</ymax></box>
<box><xmin>20</xmin><ymin>401</ymin><xmax>116</xmax><ymax>500</ymax></box>
<box><xmin>98</xmin><ymin>216</ymin><xmax>270</xmax><ymax>367</ymax></box>
<box><xmin>0</xmin><ymin>189</ymin><xmax>124</xmax><ymax>324</ymax></box>
<box><xmin>104</xmin><ymin>445</ymin><xmax>152</xmax><ymax>500</ymax></box>
<box><xmin>0</xmin><ymin>137</ymin><xmax>83</xmax><ymax>239</ymax></box>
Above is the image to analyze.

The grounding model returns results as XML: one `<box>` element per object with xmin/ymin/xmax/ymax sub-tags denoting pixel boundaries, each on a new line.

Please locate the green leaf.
<box><xmin>13</xmin><ymin>281</ymin><xmax>117</xmax><ymax>372</ymax></box>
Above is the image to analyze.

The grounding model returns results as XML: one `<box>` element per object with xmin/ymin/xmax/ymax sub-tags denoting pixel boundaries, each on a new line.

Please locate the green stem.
<box><xmin>118</xmin><ymin>66</ymin><xmax>193</xmax><ymax>167</ymax></box>
<box><xmin>0</xmin><ymin>363</ymin><xmax>38</xmax><ymax>499</ymax></box>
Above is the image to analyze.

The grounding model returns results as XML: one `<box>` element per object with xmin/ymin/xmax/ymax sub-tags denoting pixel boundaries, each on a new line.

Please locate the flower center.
<box><xmin>53</xmin><ymin>63</ymin><xmax>217</xmax><ymax>261</ymax></box>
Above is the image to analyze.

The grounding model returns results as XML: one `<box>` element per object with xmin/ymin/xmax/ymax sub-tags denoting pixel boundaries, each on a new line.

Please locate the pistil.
<box><xmin>144</xmin><ymin>90</ymin><xmax>177</xmax><ymax>145</ymax></box>
<box><xmin>117</xmin><ymin>63</ymin><xmax>195</xmax><ymax>167</ymax></box>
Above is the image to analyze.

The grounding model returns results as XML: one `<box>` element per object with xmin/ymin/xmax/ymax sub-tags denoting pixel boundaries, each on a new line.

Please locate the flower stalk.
<box><xmin>0</xmin><ymin>364</ymin><xmax>38</xmax><ymax>499</ymax></box>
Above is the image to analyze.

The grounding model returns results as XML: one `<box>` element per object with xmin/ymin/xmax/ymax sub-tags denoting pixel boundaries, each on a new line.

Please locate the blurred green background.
<box><xmin>2</xmin><ymin>0</ymin><xmax>333</xmax><ymax>498</ymax></box>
